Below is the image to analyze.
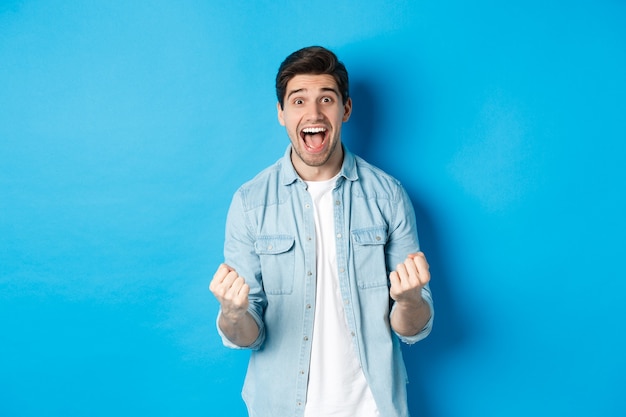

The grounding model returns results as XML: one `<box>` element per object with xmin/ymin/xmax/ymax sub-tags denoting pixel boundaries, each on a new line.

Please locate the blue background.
<box><xmin>1</xmin><ymin>1</ymin><xmax>625</xmax><ymax>416</ymax></box>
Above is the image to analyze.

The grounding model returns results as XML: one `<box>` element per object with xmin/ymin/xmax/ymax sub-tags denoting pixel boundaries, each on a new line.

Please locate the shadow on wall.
<box><xmin>348</xmin><ymin>78</ymin><xmax>468</xmax><ymax>417</ymax></box>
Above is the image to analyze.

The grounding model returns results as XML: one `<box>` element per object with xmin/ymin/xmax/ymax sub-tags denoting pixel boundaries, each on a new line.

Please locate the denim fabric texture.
<box><xmin>218</xmin><ymin>145</ymin><xmax>433</xmax><ymax>417</ymax></box>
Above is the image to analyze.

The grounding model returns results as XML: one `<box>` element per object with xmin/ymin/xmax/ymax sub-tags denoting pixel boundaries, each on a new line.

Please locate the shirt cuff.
<box><xmin>392</xmin><ymin>286</ymin><xmax>434</xmax><ymax>345</ymax></box>
<box><xmin>216</xmin><ymin>308</ymin><xmax>265</xmax><ymax>350</ymax></box>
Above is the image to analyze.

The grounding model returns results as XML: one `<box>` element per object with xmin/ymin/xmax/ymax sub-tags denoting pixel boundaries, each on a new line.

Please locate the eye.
<box><xmin>293</xmin><ymin>98</ymin><xmax>304</xmax><ymax>105</ymax></box>
<box><xmin>321</xmin><ymin>96</ymin><xmax>333</xmax><ymax>103</ymax></box>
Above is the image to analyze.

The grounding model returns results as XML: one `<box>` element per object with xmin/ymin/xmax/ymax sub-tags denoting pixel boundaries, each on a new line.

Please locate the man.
<box><xmin>210</xmin><ymin>46</ymin><xmax>433</xmax><ymax>417</ymax></box>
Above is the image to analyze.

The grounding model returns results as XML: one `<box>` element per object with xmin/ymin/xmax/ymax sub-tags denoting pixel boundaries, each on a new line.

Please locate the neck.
<box><xmin>293</xmin><ymin>146</ymin><xmax>344</xmax><ymax>181</ymax></box>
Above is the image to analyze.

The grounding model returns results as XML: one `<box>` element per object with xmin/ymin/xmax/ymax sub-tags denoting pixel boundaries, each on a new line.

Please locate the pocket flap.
<box><xmin>254</xmin><ymin>235</ymin><xmax>295</xmax><ymax>255</ymax></box>
<box><xmin>351</xmin><ymin>226</ymin><xmax>388</xmax><ymax>246</ymax></box>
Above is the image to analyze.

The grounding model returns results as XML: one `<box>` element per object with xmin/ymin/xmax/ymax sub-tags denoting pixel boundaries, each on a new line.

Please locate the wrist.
<box><xmin>220</xmin><ymin>308</ymin><xmax>248</xmax><ymax>325</ymax></box>
<box><xmin>394</xmin><ymin>296</ymin><xmax>426</xmax><ymax>311</ymax></box>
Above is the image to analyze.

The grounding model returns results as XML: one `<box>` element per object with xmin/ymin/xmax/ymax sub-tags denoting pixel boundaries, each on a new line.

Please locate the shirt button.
<box><xmin>339</xmin><ymin>267</ymin><xmax>345</xmax><ymax>273</ymax></box>
<box><xmin>336</xmin><ymin>233</ymin><xmax>342</xmax><ymax>239</ymax></box>
<box><xmin>304</xmin><ymin>336</ymin><xmax>309</xmax><ymax>341</ymax></box>
<box><xmin>267</xmin><ymin>245</ymin><xmax>273</xmax><ymax>250</ymax></box>
<box><xmin>307</xmin><ymin>271</ymin><xmax>312</xmax><ymax>276</ymax></box>
<box><xmin>376</xmin><ymin>236</ymin><xmax>381</xmax><ymax>241</ymax></box>
<box><xmin>306</xmin><ymin>304</ymin><xmax>311</xmax><ymax>309</ymax></box>
<box><xmin>305</xmin><ymin>204</ymin><xmax>310</xmax><ymax>209</ymax></box>
<box><xmin>344</xmin><ymin>299</ymin><xmax>350</xmax><ymax>305</ymax></box>
<box><xmin>351</xmin><ymin>331</ymin><xmax>356</xmax><ymax>337</ymax></box>
<box><xmin>335</xmin><ymin>200</ymin><xmax>341</xmax><ymax>205</ymax></box>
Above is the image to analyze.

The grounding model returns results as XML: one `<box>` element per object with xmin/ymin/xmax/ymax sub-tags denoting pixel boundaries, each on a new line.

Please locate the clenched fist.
<box><xmin>389</xmin><ymin>252</ymin><xmax>430</xmax><ymax>307</ymax></box>
<box><xmin>209</xmin><ymin>264</ymin><xmax>250</xmax><ymax>322</ymax></box>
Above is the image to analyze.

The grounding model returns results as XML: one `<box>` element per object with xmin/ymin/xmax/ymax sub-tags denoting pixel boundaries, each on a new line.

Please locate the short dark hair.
<box><xmin>275</xmin><ymin>46</ymin><xmax>350</xmax><ymax>109</ymax></box>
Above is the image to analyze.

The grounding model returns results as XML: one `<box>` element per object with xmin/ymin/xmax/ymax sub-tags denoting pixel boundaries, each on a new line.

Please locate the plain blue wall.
<box><xmin>1</xmin><ymin>1</ymin><xmax>625</xmax><ymax>416</ymax></box>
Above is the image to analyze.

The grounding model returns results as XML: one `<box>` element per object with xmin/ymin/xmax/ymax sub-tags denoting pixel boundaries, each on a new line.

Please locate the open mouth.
<box><xmin>300</xmin><ymin>127</ymin><xmax>328</xmax><ymax>153</ymax></box>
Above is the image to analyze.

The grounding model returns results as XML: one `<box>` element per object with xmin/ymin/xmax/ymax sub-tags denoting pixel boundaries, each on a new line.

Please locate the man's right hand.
<box><xmin>209</xmin><ymin>264</ymin><xmax>260</xmax><ymax>347</ymax></box>
<box><xmin>209</xmin><ymin>264</ymin><xmax>250</xmax><ymax>321</ymax></box>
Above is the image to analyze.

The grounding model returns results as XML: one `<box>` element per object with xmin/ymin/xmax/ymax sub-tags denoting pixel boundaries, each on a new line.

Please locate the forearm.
<box><xmin>218</xmin><ymin>310</ymin><xmax>260</xmax><ymax>348</ymax></box>
<box><xmin>390</xmin><ymin>295</ymin><xmax>432</xmax><ymax>337</ymax></box>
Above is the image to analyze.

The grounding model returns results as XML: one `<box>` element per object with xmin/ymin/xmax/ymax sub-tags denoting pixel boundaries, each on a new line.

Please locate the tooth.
<box><xmin>303</xmin><ymin>127</ymin><xmax>325</xmax><ymax>133</ymax></box>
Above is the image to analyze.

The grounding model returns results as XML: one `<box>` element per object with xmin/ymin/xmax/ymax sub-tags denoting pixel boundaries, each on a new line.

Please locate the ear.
<box><xmin>277</xmin><ymin>102</ymin><xmax>285</xmax><ymax>126</ymax></box>
<box><xmin>342</xmin><ymin>97</ymin><xmax>353</xmax><ymax>122</ymax></box>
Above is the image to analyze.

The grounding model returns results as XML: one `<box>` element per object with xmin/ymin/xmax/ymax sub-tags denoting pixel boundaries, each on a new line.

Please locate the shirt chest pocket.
<box><xmin>351</xmin><ymin>226</ymin><xmax>389</xmax><ymax>289</ymax></box>
<box><xmin>255</xmin><ymin>235</ymin><xmax>296</xmax><ymax>295</ymax></box>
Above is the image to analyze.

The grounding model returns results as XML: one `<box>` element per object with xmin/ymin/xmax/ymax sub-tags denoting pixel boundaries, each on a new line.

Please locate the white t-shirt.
<box><xmin>303</xmin><ymin>176</ymin><xmax>380</xmax><ymax>417</ymax></box>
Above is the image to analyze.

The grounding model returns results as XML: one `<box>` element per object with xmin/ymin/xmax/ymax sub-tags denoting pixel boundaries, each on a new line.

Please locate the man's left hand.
<box><xmin>389</xmin><ymin>251</ymin><xmax>430</xmax><ymax>307</ymax></box>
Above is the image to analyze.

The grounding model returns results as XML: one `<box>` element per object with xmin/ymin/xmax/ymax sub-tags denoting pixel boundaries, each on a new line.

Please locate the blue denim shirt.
<box><xmin>218</xmin><ymin>145</ymin><xmax>433</xmax><ymax>417</ymax></box>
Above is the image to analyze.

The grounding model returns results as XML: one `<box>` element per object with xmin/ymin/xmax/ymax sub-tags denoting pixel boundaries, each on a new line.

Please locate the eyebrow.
<box><xmin>286</xmin><ymin>87</ymin><xmax>340</xmax><ymax>100</ymax></box>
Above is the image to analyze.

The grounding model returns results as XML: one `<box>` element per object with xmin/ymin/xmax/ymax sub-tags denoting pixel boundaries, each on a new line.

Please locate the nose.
<box><xmin>306</xmin><ymin>101</ymin><xmax>324</xmax><ymax>120</ymax></box>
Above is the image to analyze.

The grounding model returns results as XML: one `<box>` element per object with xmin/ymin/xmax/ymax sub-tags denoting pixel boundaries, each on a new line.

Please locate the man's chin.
<box><xmin>299</xmin><ymin>153</ymin><xmax>329</xmax><ymax>168</ymax></box>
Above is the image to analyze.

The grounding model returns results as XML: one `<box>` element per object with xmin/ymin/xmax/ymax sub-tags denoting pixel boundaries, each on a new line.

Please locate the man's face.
<box><xmin>277</xmin><ymin>74</ymin><xmax>352</xmax><ymax>180</ymax></box>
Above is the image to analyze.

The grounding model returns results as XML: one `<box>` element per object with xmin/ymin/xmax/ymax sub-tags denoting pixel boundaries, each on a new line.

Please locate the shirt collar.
<box><xmin>279</xmin><ymin>144</ymin><xmax>359</xmax><ymax>186</ymax></box>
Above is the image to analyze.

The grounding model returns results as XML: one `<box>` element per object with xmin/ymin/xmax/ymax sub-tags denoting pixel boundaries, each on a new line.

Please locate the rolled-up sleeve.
<box><xmin>386</xmin><ymin>182</ymin><xmax>434</xmax><ymax>345</ymax></box>
<box><xmin>216</xmin><ymin>307</ymin><xmax>266</xmax><ymax>350</ymax></box>
<box><xmin>217</xmin><ymin>189</ymin><xmax>267</xmax><ymax>350</ymax></box>
<box><xmin>392</xmin><ymin>284</ymin><xmax>434</xmax><ymax>345</ymax></box>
